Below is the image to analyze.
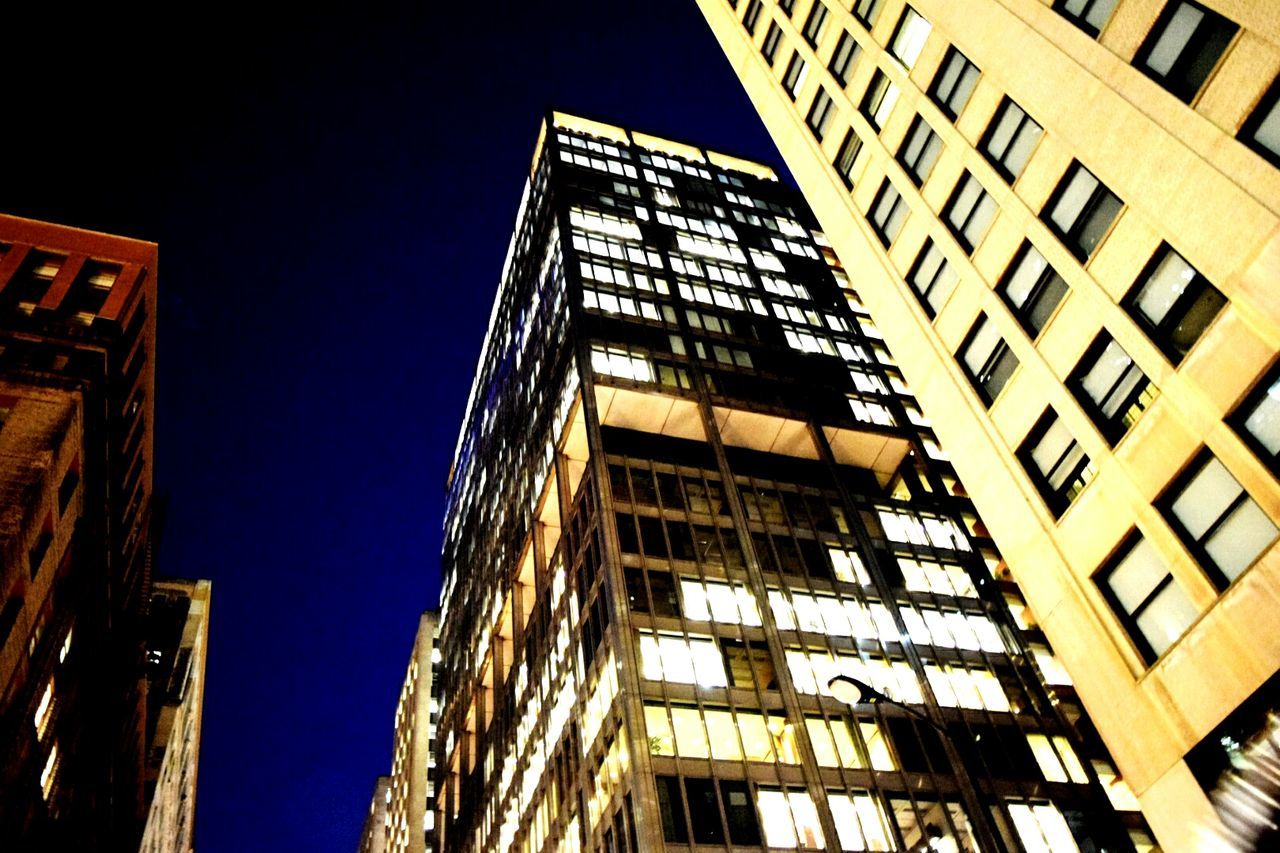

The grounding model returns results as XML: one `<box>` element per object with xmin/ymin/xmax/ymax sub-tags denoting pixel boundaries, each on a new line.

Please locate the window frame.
<box><xmin>996</xmin><ymin>242</ymin><xmax>1070</xmax><ymax>338</ymax></box>
<box><xmin>851</xmin><ymin>0</ymin><xmax>882</xmax><ymax>29</ymax></box>
<box><xmin>906</xmin><ymin>238</ymin><xmax>958</xmax><ymax>318</ymax></box>
<box><xmin>1067</xmin><ymin>332</ymin><xmax>1155</xmax><ymax>445</ymax></box>
<box><xmin>1096</xmin><ymin>532</ymin><xmax>1197</xmax><ymax>665</ymax></box>
<box><xmin>762</xmin><ymin>21</ymin><xmax>784</xmax><ymax>65</ymax></box>
<box><xmin>1051</xmin><ymin>0</ymin><xmax>1118</xmax><ymax>38</ymax></box>
<box><xmin>1132</xmin><ymin>0</ymin><xmax>1239</xmax><ymax>104</ymax></box>
<box><xmin>1016</xmin><ymin>408</ymin><xmax>1096</xmax><ymax>517</ymax></box>
<box><xmin>868</xmin><ymin>179</ymin><xmax>908</xmax><ymax>247</ymax></box>
<box><xmin>888</xmin><ymin>6</ymin><xmax>931</xmax><ymax>70</ymax></box>
<box><xmin>1122</xmin><ymin>243</ymin><xmax>1226</xmax><ymax>365</ymax></box>
<box><xmin>806</xmin><ymin>88</ymin><xmax>836</xmax><ymax>142</ymax></box>
<box><xmin>896</xmin><ymin>115</ymin><xmax>942</xmax><ymax>187</ymax></box>
<box><xmin>802</xmin><ymin>1</ymin><xmax>829</xmax><ymax>47</ymax></box>
<box><xmin>833</xmin><ymin>129</ymin><xmax>863</xmax><ymax>188</ymax></box>
<box><xmin>782</xmin><ymin>51</ymin><xmax>809</xmax><ymax>101</ymax></box>
<box><xmin>1229</xmin><ymin>362</ymin><xmax>1280</xmax><ymax>472</ymax></box>
<box><xmin>859</xmin><ymin>69</ymin><xmax>898</xmax><ymax>132</ymax></box>
<box><xmin>743</xmin><ymin>0</ymin><xmax>765</xmax><ymax>34</ymax></box>
<box><xmin>942</xmin><ymin>171</ymin><xmax>997</xmax><ymax>254</ymax></box>
<box><xmin>980</xmin><ymin>97</ymin><xmax>1043</xmax><ymax>183</ymax></box>
<box><xmin>1040</xmin><ymin>161</ymin><xmax>1123</xmax><ymax>262</ymax></box>
<box><xmin>828</xmin><ymin>30</ymin><xmax>861</xmax><ymax>87</ymax></box>
<box><xmin>1239</xmin><ymin>77</ymin><xmax>1280</xmax><ymax>168</ymax></box>
<box><xmin>928</xmin><ymin>47</ymin><xmax>980</xmax><ymax>121</ymax></box>
<box><xmin>957</xmin><ymin>313</ymin><xmax>1020</xmax><ymax>406</ymax></box>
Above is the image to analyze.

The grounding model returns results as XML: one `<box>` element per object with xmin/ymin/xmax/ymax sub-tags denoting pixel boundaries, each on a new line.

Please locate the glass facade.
<box><xmin>434</xmin><ymin>112</ymin><xmax>1141</xmax><ymax>852</ymax></box>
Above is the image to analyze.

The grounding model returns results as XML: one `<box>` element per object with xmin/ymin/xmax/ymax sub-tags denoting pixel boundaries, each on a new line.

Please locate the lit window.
<box><xmin>896</xmin><ymin>115</ymin><xmax>941</xmax><ymax>186</ymax></box>
<box><xmin>860</xmin><ymin>69</ymin><xmax>899</xmax><ymax>132</ymax></box>
<box><xmin>1124</xmin><ymin>243</ymin><xmax>1225</xmax><ymax>364</ymax></box>
<box><xmin>680</xmin><ymin>579</ymin><xmax>763</xmax><ymax>625</ymax></box>
<box><xmin>807</xmin><ymin>88</ymin><xmax>836</xmax><ymax>142</ymax></box>
<box><xmin>1163</xmin><ymin>454</ymin><xmax>1278</xmax><ymax>587</ymax></box>
<box><xmin>999</xmin><ymin>242</ymin><xmax>1069</xmax><ymax>336</ymax></box>
<box><xmin>827</xmin><ymin>546</ymin><xmax>870</xmax><ymax>584</ymax></box>
<box><xmin>867</xmin><ymin>179</ymin><xmax>908</xmax><ymax>247</ymax></box>
<box><xmin>889</xmin><ymin>6</ymin><xmax>932</xmax><ymax>69</ymax></box>
<box><xmin>930</xmin><ymin>47</ymin><xmax>980</xmax><ymax>120</ymax></box>
<box><xmin>783</xmin><ymin>52</ymin><xmax>809</xmax><ymax>100</ymax></box>
<box><xmin>1232</xmin><ymin>367</ymin><xmax>1280</xmax><ymax>468</ymax></box>
<box><xmin>590</xmin><ymin>345</ymin><xmax>655</xmax><ymax>383</ymax></box>
<box><xmin>1018</xmin><ymin>408</ymin><xmax>1096</xmax><ymax>516</ymax></box>
<box><xmin>828</xmin><ymin>30</ymin><xmax>860</xmax><ymax>87</ymax></box>
<box><xmin>906</xmin><ymin>239</ymin><xmax>958</xmax><ymax>317</ymax></box>
<box><xmin>943</xmin><ymin>171</ymin><xmax>997</xmax><ymax>254</ymax></box>
<box><xmin>802</xmin><ymin>1</ymin><xmax>828</xmax><ymax>47</ymax></box>
<box><xmin>1026</xmin><ymin>733</ymin><xmax>1090</xmax><ymax>784</ymax></box>
<box><xmin>898</xmin><ymin>556</ymin><xmax>976</xmax><ymax>597</ymax></box>
<box><xmin>833</xmin><ymin>130</ymin><xmax>863</xmax><ymax>188</ymax></box>
<box><xmin>958</xmin><ymin>313</ymin><xmax>1019</xmax><ymax>405</ymax></box>
<box><xmin>828</xmin><ymin>792</ymin><xmax>892</xmax><ymax>851</ymax></box>
<box><xmin>1053</xmin><ymin>0</ymin><xmax>1118</xmax><ymax>37</ymax></box>
<box><xmin>33</xmin><ymin>679</ymin><xmax>54</xmax><ymax>739</ymax></box>
<box><xmin>757</xmin><ymin>789</ymin><xmax>825</xmax><ymax>849</ymax></box>
<box><xmin>1042</xmin><ymin>163</ymin><xmax>1123</xmax><ymax>261</ymax></box>
<box><xmin>638</xmin><ymin>632</ymin><xmax>729</xmax><ymax>687</ymax></box>
<box><xmin>1069</xmin><ymin>332</ymin><xmax>1154</xmax><ymax>443</ymax></box>
<box><xmin>762</xmin><ymin>21</ymin><xmax>783</xmax><ymax>65</ymax></box>
<box><xmin>1134</xmin><ymin>1</ymin><xmax>1238</xmax><ymax>103</ymax></box>
<box><xmin>981</xmin><ymin>97</ymin><xmax>1042</xmax><ymax>182</ymax></box>
<box><xmin>1240</xmin><ymin>78</ymin><xmax>1280</xmax><ymax>167</ymax></box>
<box><xmin>40</xmin><ymin>742</ymin><xmax>60</xmax><ymax>800</ymax></box>
<box><xmin>895</xmin><ymin>799</ymin><xmax>976</xmax><ymax>850</ymax></box>
<box><xmin>1007</xmin><ymin>801</ymin><xmax>1082</xmax><ymax>853</ymax></box>
<box><xmin>1098</xmin><ymin>533</ymin><xmax>1199</xmax><ymax>662</ymax></box>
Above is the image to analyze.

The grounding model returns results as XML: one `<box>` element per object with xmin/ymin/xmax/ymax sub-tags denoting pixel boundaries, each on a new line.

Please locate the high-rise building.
<box><xmin>388</xmin><ymin>612</ymin><xmax>441</xmax><ymax>853</ymax></box>
<box><xmin>140</xmin><ymin>579</ymin><xmax>211</xmax><ymax>853</ymax></box>
<box><xmin>434</xmin><ymin>109</ymin><xmax>1151</xmax><ymax>853</ymax></box>
<box><xmin>0</xmin><ymin>215</ymin><xmax>158</xmax><ymax>849</ymax></box>
<box><xmin>361</xmin><ymin>777</ymin><xmax>393</xmax><ymax>853</ymax></box>
<box><xmin>691</xmin><ymin>0</ymin><xmax>1280</xmax><ymax>845</ymax></box>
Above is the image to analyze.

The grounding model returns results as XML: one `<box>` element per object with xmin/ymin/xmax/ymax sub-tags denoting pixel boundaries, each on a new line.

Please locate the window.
<box><xmin>779</xmin><ymin>0</ymin><xmax>796</xmax><ymax>15</ymax></box>
<box><xmin>802</xmin><ymin>1</ymin><xmax>828</xmax><ymax>46</ymax></box>
<box><xmin>1124</xmin><ymin>243</ymin><xmax>1225</xmax><ymax>363</ymax></box>
<box><xmin>1240</xmin><ymin>78</ymin><xmax>1280</xmax><ymax>167</ymax></box>
<box><xmin>1069</xmin><ymin>333</ymin><xmax>1154</xmax><ymax>443</ymax></box>
<box><xmin>743</xmin><ymin>0</ymin><xmax>764</xmax><ymax>34</ymax></box>
<box><xmin>783</xmin><ymin>52</ymin><xmax>809</xmax><ymax>100</ymax></box>
<box><xmin>851</xmin><ymin>0</ymin><xmax>881</xmax><ymax>29</ymax></box>
<box><xmin>907</xmin><ymin>239</ymin><xmax>958</xmax><ymax>317</ymax></box>
<box><xmin>1018</xmin><ymin>409</ymin><xmax>1096</xmax><ymax>515</ymax></box>
<box><xmin>833</xmin><ymin>130</ymin><xmax>863</xmax><ymax>187</ymax></box>
<box><xmin>889</xmin><ymin>6</ymin><xmax>931</xmax><ymax>69</ymax></box>
<box><xmin>943</xmin><ymin>172</ymin><xmax>998</xmax><ymax>253</ymax></box>
<box><xmin>828</xmin><ymin>30</ymin><xmax>860</xmax><ymax>86</ymax></box>
<box><xmin>868</xmin><ymin>180</ymin><xmax>908</xmax><ymax>247</ymax></box>
<box><xmin>807</xmin><ymin>89</ymin><xmax>836</xmax><ymax>141</ymax></box>
<box><xmin>981</xmin><ymin>98</ymin><xmax>1042</xmax><ymax>182</ymax></box>
<box><xmin>998</xmin><ymin>243</ymin><xmax>1069</xmax><ymax>336</ymax></box>
<box><xmin>762</xmin><ymin>21</ymin><xmax>784</xmax><ymax>65</ymax></box>
<box><xmin>1163</xmin><ymin>454</ymin><xmax>1279</xmax><ymax>587</ymax></box>
<box><xmin>1042</xmin><ymin>162</ymin><xmax>1123</xmax><ymax>261</ymax></box>
<box><xmin>860</xmin><ymin>69</ymin><xmax>899</xmax><ymax>132</ymax></box>
<box><xmin>757</xmin><ymin>789</ymin><xmax>825</xmax><ymax>848</ymax></box>
<box><xmin>896</xmin><ymin>115</ymin><xmax>941</xmax><ymax>186</ymax></box>
<box><xmin>1053</xmin><ymin>0</ymin><xmax>1118</xmax><ymax>38</ymax></box>
<box><xmin>1134</xmin><ymin>1</ymin><xmax>1238</xmax><ymax>103</ymax></box>
<box><xmin>959</xmin><ymin>314</ymin><xmax>1019</xmax><ymax>404</ymax></box>
<box><xmin>1099</xmin><ymin>533</ymin><xmax>1199</xmax><ymax>662</ymax></box>
<box><xmin>1231</xmin><ymin>366</ymin><xmax>1280</xmax><ymax>469</ymax></box>
<box><xmin>930</xmin><ymin>47</ymin><xmax>980</xmax><ymax>120</ymax></box>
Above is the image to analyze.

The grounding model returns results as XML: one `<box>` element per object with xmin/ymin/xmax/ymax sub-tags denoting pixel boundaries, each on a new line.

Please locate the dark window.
<box><xmin>807</xmin><ymin>88</ymin><xmax>836</xmax><ymax>141</ymax></box>
<box><xmin>981</xmin><ymin>98</ymin><xmax>1043</xmax><ymax>182</ymax></box>
<box><xmin>29</xmin><ymin>530</ymin><xmax>53</xmax><ymax>579</ymax></box>
<box><xmin>889</xmin><ymin>6</ymin><xmax>931</xmax><ymax>69</ymax></box>
<box><xmin>783</xmin><ymin>52</ymin><xmax>808</xmax><ymax>101</ymax></box>
<box><xmin>1069</xmin><ymin>333</ymin><xmax>1155</xmax><ymax>443</ymax></box>
<box><xmin>998</xmin><ymin>242</ymin><xmax>1069</xmax><ymax>336</ymax></box>
<box><xmin>868</xmin><ymin>179</ymin><xmax>908</xmax><ymax>247</ymax></box>
<box><xmin>852</xmin><ymin>0</ymin><xmax>882</xmax><ymax>29</ymax></box>
<box><xmin>1240</xmin><ymin>77</ymin><xmax>1280</xmax><ymax>167</ymax></box>
<box><xmin>683</xmin><ymin>778</ymin><xmax>725</xmax><ymax>844</ymax></box>
<box><xmin>802</xmin><ymin>1</ymin><xmax>828</xmax><ymax>46</ymax></box>
<box><xmin>762</xmin><ymin>21</ymin><xmax>784</xmax><ymax>64</ymax></box>
<box><xmin>943</xmin><ymin>172</ymin><xmax>997</xmax><ymax>253</ymax></box>
<box><xmin>1097</xmin><ymin>532</ymin><xmax>1198</xmax><ymax>663</ymax></box>
<box><xmin>833</xmin><ymin>129</ymin><xmax>864</xmax><ymax>188</ymax></box>
<box><xmin>1124</xmin><ymin>243</ymin><xmax>1225</xmax><ymax>363</ymax></box>
<box><xmin>1042</xmin><ymin>162</ymin><xmax>1123</xmax><ymax>261</ymax></box>
<box><xmin>57</xmin><ymin>464</ymin><xmax>79</xmax><ymax>514</ymax></box>
<box><xmin>1231</xmin><ymin>366</ymin><xmax>1280</xmax><ymax>470</ymax></box>
<box><xmin>1134</xmin><ymin>1</ymin><xmax>1238</xmax><ymax>103</ymax></box>
<box><xmin>860</xmin><ymin>69</ymin><xmax>898</xmax><ymax>132</ymax></box>
<box><xmin>930</xmin><ymin>47</ymin><xmax>980</xmax><ymax>120</ymax></box>
<box><xmin>743</xmin><ymin>0</ymin><xmax>764</xmax><ymax>34</ymax></box>
<box><xmin>779</xmin><ymin>0</ymin><xmax>796</xmax><ymax>15</ymax></box>
<box><xmin>655</xmin><ymin>776</ymin><xmax>689</xmax><ymax>843</ymax></box>
<box><xmin>1161</xmin><ymin>453</ymin><xmax>1278</xmax><ymax>588</ymax></box>
<box><xmin>896</xmin><ymin>115</ymin><xmax>941</xmax><ymax>186</ymax></box>
<box><xmin>828</xmin><ymin>30</ymin><xmax>860</xmax><ymax>86</ymax></box>
<box><xmin>1053</xmin><ymin>0</ymin><xmax>1118</xmax><ymax>38</ymax></box>
<box><xmin>1017</xmin><ymin>409</ymin><xmax>1096</xmax><ymax>515</ymax></box>
<box><xmin>958</xmin><ymin>313</ymin><xmax>1019</xmax><ymax>404</ymax></box>
<box><xmin>907</xmin><ymin>239</ymin><xmax>958</xmax><ymax>317</ymax></box>
<box><xmin>720</xmin><ymin>781</ymin><xmax>762</xmax><ymax>845</ymax></box>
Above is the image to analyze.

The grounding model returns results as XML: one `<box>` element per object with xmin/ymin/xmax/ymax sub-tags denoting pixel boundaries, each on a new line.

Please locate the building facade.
<box><xmin>692</xmin><ymin>0</ymin><xmax>1280</xmax><ymax>845</ymax></box>
<box><xmin>140</xmin><ymin>579</ymin><xmax>211</xmax><ymax>853</ymax></box>
<box><xmin>0</xmin><ymin>216</ymin><xmax>158</xmax><ymax>849</ymax></box>
<box><xmin>434</xmin><ymin>110</ymin><xmax>1151</xmax><ymax>853</ymax></box>
<box><xmin>361</xmin><ymin>777</ymin><xmax>393</xmax><ymax>853</ymax></box>
<box><xmin>387</xmin><ymin>612</ymin><xmax>441</xmax><ymax>853</ymax></box>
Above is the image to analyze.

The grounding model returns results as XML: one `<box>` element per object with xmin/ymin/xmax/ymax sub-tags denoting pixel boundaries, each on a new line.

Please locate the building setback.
<box><xmin>0</xmin><ymin>216</ymin><xmax>158</xmax><ymax>849</ymax></box>
<box><xmin>434</xmin><ymin>110</ymin><xmax>1152</xmax><ymax>852</ymax></box>
<box><xmin>691</xmin><ymin>0</ymin><xmax>1280</xmax><ymax>845</ymax></box>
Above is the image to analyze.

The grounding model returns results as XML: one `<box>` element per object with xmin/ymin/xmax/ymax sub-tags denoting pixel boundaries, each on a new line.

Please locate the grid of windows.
<box><xmin>828</xmin><ymin>30</ymin><xmax>860</xmax><ymax>87</ymax></box>
<box><xmin>1099</xmin><ymin>534</ymin><xmax>1198</xmax><ymax>663</ymax></box>
<box><xmin>981</xmin><ymin>98</ymin><xmax>1042</xmax><ymax>182</ymax></box>
<box><xmin>860</xmin><ymin>69</ymin><xmax>899</xmax><ymax>132</ymax></box>
<box><xmin>889</xmin><ymin>6</ymin><xmax>932</xmax><ymax>69</ymax></box>
<box><xmin>930</xmin><ymin>47</ymin><xmax>980</xmax><ymax>121</ymax></box>
<box><xmin>1133</xmin><ymin>0</ymin><xmax>1238</xmax><ymax>103</ymax></box>
<box><xmin>783</xmin><ymin>52</ymin><xmax>809</xmax><ymax>101</ymax></box>
<box><xmin>1017</xmin><ymin>409</ymin><xmax>1096</xmax><ymax>516</ymax></box>
<box><xmin>1053</xmin><ymin>0</ymin><xmax>1118</xmax><ymax>37</ymax></box>
<box><xmin>1162</xmin><ymin>454</ymin><xmax>1279</xmax><ymax>588</ymax></box>
<box><xmin>1124</xmin><ymin>243</ymin><xmax>1225</xmax><ymax>364</ymax></box>
<box><xmin>1069</xmin><ymin>333</ymin><xmax>1154</xmax><ymax>444</ymax></box>
<box><xmin>998</xmin><ymin>243</ymin><xmax>1069</xmax><ymax>337</ymax></box>
<box><xmin>897</xmin><ymin>116</ymin><xmax>941</xmax><ymax>186</ymax></box>
<box><xmin>906</xmin><ymin>239</ymin><xmax>958</xmax><ymax>317</ymax></box>
<box><xmin>943</xmin><ymin>172</ymin><xmax>997</xmax><ymax>254</ymax></box>
<box><xmin>806</xmin><ymin>89</ymin><xmax>836</xmax><ymax>142</ymax></box>
<box><xmin>802</xmin><ymin>1</ymin><xmax>828</xmax><ymax>47</ymax></box>
<box><xmin>1241</xmin><ymin>78</ymin><xmax>1280</xmax><ymax>167</ymax></box>
<box><xmin>868</xmin><ymin>180</ymin><xmax>908</xmax><ymax>247</ymax></box>
<box><xmin>1231</xmin><ymin>367</ymin><xmax>1280</xmax><ymax>470</ymax></box>
<box><xmin>958</xmin><ymin>314</ymin><xmax>1019</xmax><ymax>405</ymax></box>
<box><xmin>1042</xmin><ymin>162</ymin><xmax>1123</xmax><ymax>261</ymax></box>
<box><xmin>762</xmin><ymin>21</ymin><xmax>783</xmax><ymax>65</ymax></box>
<box><xmin>833</xmin><ymin>130</ymin><xmax>863</xmax><ymax>188</ymax></box>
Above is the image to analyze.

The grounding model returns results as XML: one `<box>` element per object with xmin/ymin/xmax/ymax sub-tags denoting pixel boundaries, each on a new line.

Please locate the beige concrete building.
<box><xmin>360</xmin><ymin>776</ymin><xmax>392</xmax><ymax>853</ymax></box>
<box><xmin>387</xmin><ymin>612</ymin><xmax>439</xmax><ymax>853</ymax></box>
<box><xmin>140</xmin><ymin>579</ymin><xmax>211</xmax><ymax>853</ymax></box>
<box><xmin>694</xmin><ymin>0</ymin><xmax>1280</xmax><ymax>846</ymax></box>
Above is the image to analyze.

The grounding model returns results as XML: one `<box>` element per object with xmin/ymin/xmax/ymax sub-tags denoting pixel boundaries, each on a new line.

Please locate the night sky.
<box><xmin>1</xmin><ymin>2</ymin><xmax>791</xmax><ymax>849</ymax></box>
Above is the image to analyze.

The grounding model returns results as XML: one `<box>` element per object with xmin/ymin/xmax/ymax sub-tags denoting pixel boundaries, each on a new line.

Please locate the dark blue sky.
<box><xmin>2</xmin><ymin>2</ymin><xmax>789</xmax><ymax>848</ymax></box>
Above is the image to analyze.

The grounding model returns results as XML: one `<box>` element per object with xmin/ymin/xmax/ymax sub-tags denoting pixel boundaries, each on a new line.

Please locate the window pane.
<box><xmin>1003</xmin><ymin>245</ymin><xmax>1049</xmax><ymax>309</ymax></box>
<box><xmin>890</xmin><ymin>7</ymin><xmax>932</xmax><ymax>69</ymax></box>
<box><xmin>1242</xmin><ymin>377</ymin><xmax>1280</xmax><ymax>455</ymax></box>
<box><xmin>1171</xmin><ymin>457</ymin><xmax>1242</xmax><ymax>540</ymax></box>
<box><xmin>1049</xmin><ymin>168</ymin><xmax>1098</xmax><ymax>234</ymax></box>
<box><xmin>1205</xmin><ymin>498</ymin><xmax>1278</xmax><ymax>582</ymax></box>
<box><xmin>1145</xmin><ymin>4</ymin><xmax>1204</xmax><ymax>77</ymax></box>
<box><xmin>1135</xmin><ymin>581</ymin><xmax>1198</xmax><ymax>657</ymax></box>
<box><xmin>671</xmin><ymin>706</ymin><xmax>710</xmax><ymax>757</ymax></box>
<box><xmin>1106</xmin><ymin>538</ymin><xmax>1166</xmax><ymax>613</ymax></box>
